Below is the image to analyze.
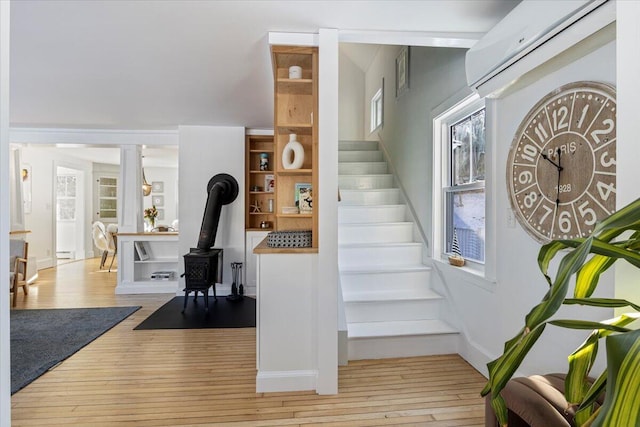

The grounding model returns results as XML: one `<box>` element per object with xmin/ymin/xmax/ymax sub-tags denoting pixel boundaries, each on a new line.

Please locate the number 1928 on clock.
<box><xmin>507</xmin><ymin>81</ymin><xmax>616</xmax><ymax>243</ymax></box>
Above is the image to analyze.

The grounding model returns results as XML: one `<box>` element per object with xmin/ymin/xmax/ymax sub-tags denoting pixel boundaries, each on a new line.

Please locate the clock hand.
<box><xmin>555</xmin><ymin>148</ymin><xmax>562</xmax><ymax>207</ymax></box>
<box><xmin>541</xmin><ymin>152</ymin><xmax>563</xmax><ymax>171</ymax></box>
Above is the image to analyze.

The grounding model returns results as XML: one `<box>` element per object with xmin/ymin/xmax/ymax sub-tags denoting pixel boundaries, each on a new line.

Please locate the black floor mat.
<box><xmin>134</xmin><ymin>296</ymin><xmax>255</xmax><ymax>330</ymax></box>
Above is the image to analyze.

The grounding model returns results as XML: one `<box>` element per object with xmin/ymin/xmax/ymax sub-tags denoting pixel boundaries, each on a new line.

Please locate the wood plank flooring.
<box><xmin>10</xmin><ymin>258</ymin><xmax>487</xmax><ymax>426</ymax></box>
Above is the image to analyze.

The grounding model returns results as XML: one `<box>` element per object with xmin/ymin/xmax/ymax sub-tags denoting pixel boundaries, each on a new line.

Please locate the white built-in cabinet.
<box><xmin>116</xmin><ymin>232</ymin><xmax>179</xmax><ymax>294</ymax></box>
<box><xmin>94</xmin><ymin>174</ymin><xmax>118</xmax><ymax>224</ymax></box>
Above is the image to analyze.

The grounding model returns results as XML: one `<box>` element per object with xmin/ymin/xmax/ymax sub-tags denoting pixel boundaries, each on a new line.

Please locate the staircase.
<box><xmin>338</xmin><ymin>140</ymin><xmax>459</xmax><ymax>360</ymax></box>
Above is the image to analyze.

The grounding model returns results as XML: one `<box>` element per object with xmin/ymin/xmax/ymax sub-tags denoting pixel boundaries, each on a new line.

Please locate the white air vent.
<box><xmin>466</xmin><ymin>0</ymin><xmax>614</xmax><ymax>96</ymax></box>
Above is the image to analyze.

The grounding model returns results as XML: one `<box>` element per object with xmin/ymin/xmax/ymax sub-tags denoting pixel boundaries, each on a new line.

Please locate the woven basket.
<box><xmin>267</xmin><ymin>230</ymin><xmax>312</xmax><ymax>248</ymax></box>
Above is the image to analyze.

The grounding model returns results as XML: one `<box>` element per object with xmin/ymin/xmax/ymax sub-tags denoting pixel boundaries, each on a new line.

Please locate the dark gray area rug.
<box><xmin>10</xmin><ymin>306</ymin><xmax>140</xmax><ymax>394</ymax></box>
<box><xmin>134</xmin><ymin>296</ymin><xmax>255</xmax><ymax>330</ymax></box>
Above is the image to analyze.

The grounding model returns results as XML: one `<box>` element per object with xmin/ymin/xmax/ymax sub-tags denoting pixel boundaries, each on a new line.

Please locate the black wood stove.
<box><xmin>181</xmin><ymin>173</ymin><xmax>238</xmax><ymax>313</ymax></box>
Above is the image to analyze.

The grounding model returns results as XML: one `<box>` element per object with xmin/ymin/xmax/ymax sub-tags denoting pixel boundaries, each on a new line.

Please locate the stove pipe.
<box><xmin>196</xmin><ymin>173</ymin><xmax>239</xmax><ymax>251</ymax></box>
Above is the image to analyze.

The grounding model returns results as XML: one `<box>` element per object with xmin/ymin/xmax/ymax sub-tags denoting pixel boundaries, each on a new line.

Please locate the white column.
<box><xmin>0</xmin><ymin>1</ymin><xmax>11</xmax><ymax>424</ymax></box>
<box><xmin>9</xmin><ymin>147</ymin><xmax>24</xmax><ymax>231</ymax></box>
<box><xmin>317</xmin><ymin>28</ymin><xmax>339</xmax><ymax>395</ymax></box>
<box><xmin>119</xmin><ymin>145</ymin><xmax>143</xmax><ymax>233</ymax></box>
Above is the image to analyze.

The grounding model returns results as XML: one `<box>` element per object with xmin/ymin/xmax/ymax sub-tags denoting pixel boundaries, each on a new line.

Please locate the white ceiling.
<box><xmin>10</xmin><ymin>0</ymin><xmax>520</xmax><ymax>131</ymax></box>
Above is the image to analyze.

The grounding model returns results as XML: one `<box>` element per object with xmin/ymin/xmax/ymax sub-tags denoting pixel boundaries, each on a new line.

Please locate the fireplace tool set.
<box><xmin>227</xmin><ymin>262</ymin><xmax>244</xmax><ymax>301</ymax></box>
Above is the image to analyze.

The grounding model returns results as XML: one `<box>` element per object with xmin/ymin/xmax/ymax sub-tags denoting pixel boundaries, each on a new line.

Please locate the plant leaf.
<box><xmin>564</xmin><ymin>298</ymin><xmax>640</xmax><ymax>312</ymax></box>
<box><xmin>591</xmin><ymin>330</ymin><xmax>640</xmax><ymax>426</ymax></box>
<box><xmin>575</xmin><ymin>255</ymin><xmax>616</xmax><ymax>298</ymax></box>
<box><xmin>549</xmin><ymin>319</ymin><xmax>631</xmax><ymax>333</ymax></box>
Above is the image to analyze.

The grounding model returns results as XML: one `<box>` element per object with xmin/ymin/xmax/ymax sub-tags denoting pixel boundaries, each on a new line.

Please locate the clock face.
<box><xmin>507</xmin><ymin>81</ymin><xmax>616</xmax><ymax>243</ymax></box>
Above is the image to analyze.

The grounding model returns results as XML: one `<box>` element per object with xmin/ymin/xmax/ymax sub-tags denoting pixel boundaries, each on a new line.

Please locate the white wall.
<box><xmin>363</xmin><ymin>35</ymin><xmax>617</xmax><ymax>376</ymax></box>
<box><xmin>338</xmin><ymin>48</ymin><xmax>365</xmax><ymax>141</ymax></box>
<box><xmin>21</xmin><ymin>147</ymin><xmax>94</xmax><ymax>269</ymax></box>
<box><xmin>178</xmin><ymin>125</ymin><xmax>245</xmax><ymax>289</ymax></box>
<box><xmin>615</xmin><ymin>3</ymin><xmax>640</xmax><ymax>316</ymax></box>
<box><xmin>365</xmin><ymin>45</ymin><xmax>468</xmax><ymax>254</ymax></box>
<box><xmin>142</xmin><ymin>166</ymin><xmax>178</xmax><ymax>227</ymax></box>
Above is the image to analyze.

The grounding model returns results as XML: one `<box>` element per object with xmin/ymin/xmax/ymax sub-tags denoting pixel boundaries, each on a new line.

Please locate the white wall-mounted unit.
<box><xmin>466</xmin><ymin>0</ymin><xmax>615</xmax><ymax>97</ymax></box>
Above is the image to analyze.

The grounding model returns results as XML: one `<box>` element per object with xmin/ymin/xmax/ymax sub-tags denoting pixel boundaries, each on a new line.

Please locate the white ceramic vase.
<box><xmin>282</xmin><ymin>133</ymin><xmax>304</xmax><ymax>169</ymax></box>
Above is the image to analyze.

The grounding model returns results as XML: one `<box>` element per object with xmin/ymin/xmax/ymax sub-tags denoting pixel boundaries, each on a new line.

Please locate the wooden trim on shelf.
<box><xmin>253</xmin><ymin>236</ymin><xmax>318</xmax><ymax>254</ymax></box>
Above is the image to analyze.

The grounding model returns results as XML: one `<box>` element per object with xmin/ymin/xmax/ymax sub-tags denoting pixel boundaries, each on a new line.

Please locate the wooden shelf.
<box><xmin>246</xmin><ymin>134</ymin><xmax>276</xmax><ymax>231</ymax></box>
<box><xmin>276</xmin><ymin>169</ymin><xmax>312</xmax><ymax>176</ymax></box>
<box><xmin>269</xmin><ymin>45</ymin><xmax>318</xmax><ymax>249</ymax></box>
<box><xmin>276</xmin><ymin>124</ymin><xmax>313</xmax><ymax>134</ymax></box>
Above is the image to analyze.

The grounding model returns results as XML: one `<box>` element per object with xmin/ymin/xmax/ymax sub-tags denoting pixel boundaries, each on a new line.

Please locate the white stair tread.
<box><xmin>349</xmin><ymin>319</ymin><xmax>457</xmax><ymax>339</ymax></box>
<box><xmin>340</xmin><ymin>221</ymin><xmax>412</xmax><ymax>227</ymax></box>
<box><xmin>343</xmin><ymin>288</ymin><xmax>443</xmax><ymax>303</ymax></box>
<box><xmin>340</xmin><ymin>265</ymin><xmax>431</xmax><ymax>274</ymax></box>
<box><xmin>339</xmin><ymin>204</ymin><xmax>405</xmax><ymax>209</ymax></box>
<box><xmin>340</xmin><ymin>242</ymin><xmax>421</xmax><ymax>249</ymax></box>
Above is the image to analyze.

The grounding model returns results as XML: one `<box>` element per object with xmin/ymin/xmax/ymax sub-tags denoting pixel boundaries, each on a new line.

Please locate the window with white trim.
<box><xmin>56</xmin><ymin>175</ymin><xmax>77</xmax><ymax>221</ymax></box>
<box><xmin>443</xmin><ymin>100</ymin><xmax>486</xmax><ymax>263</ymax></box>
<box><xmin>370</xmin><ymin>84</ymin><xmax>383</xmax><ymax>133</ymax></box>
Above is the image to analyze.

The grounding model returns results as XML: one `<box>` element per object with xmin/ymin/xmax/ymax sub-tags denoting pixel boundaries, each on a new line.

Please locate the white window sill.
<box><xmin>432</xmin><ymin>256</ymin><xmax>497</xmax><ymax>293</ymax></box>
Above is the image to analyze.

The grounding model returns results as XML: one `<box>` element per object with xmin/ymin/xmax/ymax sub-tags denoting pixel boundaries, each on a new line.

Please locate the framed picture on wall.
<box><xmin>396</xmin><ymin>46</ymin><xmax>409</xmax><ymax>98</ymax></box>
<box><xmin>152</xmin><ymin>195</ymin><xmax>164</xmax><ymax>207</ymax></box>
<box><xmin>152</xmin><ymin>181</ymin><xmax>164</xmax><ymax>193</ymax></box>
<box><xmin>157</xmin><ymin>208</ymin><xmax>165</xmax><ymax>220</ymax></box>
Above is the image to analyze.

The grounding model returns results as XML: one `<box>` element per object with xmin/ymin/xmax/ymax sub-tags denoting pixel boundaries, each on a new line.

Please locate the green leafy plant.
<box><xmin>483</xmin><ymin>197</ymin><xmax>640</xmax><ymax>426</ymax></box>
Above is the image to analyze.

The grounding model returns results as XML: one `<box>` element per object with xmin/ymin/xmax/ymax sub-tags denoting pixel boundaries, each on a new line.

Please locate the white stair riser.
<box><xmin>338</xmin><ymin>205</ymin><xmax>406</xmax><ymax>223</ymax></box>
<box><xmin>338</xmin><ymin>223</ymin><xmax>413</xmax><ymax>244</ymax></box>
<box><xmin>339</xmin><ymin>245</ymin><xmax>422</xmax><ymax>268</ymax></box>
<box><xmin>340</xmin><ymin>270</ymin><xmax>431</xmax><ymax>293</ymax></box>
<box><xmin>338</xmin><ymin>150</ymin><xmax>383</xmax><ymax>162</ymax></box>
<box><xmin>346</xmin><ymin>299</ymin><xmax>442</xmax><ymax>323</ymax></box>
<box><xmin>348</xmin><ymin>334</ymin><xmax>460</xmax><ymax>360</ymax></box>
<box><xmin>339</xmin><ymin>162</ymin><xmax>387</xmax><ymax>175</ymax></box>
<box><xmin>339</xmin><ymin>189</ymin><xmax>400</xmax><ymax>205</ymax></box>
<box><xmin>339</xmin><ymin>174</ymin><xmax>394</xmax><ymax>190</ymax></box>
<box><xmin>339</xmin><ymin>140</ymin><xmax>378</xmax><ymax>151</ymax></box>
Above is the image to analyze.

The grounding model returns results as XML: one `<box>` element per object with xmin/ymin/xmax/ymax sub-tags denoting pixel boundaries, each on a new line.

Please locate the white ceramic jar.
<box><xmin>288</xmin><ymin>65</ymin><xmax>302</xmax><ymax>79</ymax></box>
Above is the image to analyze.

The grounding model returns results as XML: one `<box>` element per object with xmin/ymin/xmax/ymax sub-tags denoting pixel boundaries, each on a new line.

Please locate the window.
<box><xmin>443</xmin><ymin>101</ymin><xmax>486</xmax><ymax>263</ymax></box>
<box><xmin>370</xmin><ymin>80</ymin><xmax>383</xmax><ymax>133</ymax></box>
<box><xmin>56</xmin><ymin>175</ymin><xmax>77</xmax><ymax>221</ymax></box>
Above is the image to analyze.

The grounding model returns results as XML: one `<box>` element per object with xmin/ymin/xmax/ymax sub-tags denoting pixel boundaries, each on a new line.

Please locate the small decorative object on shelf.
<box><xmin>282</xmin><ymin>206</ymin><xmax>298</xmax><ymax>214</ymax></box>
<box><xmin>295</xmin><ymin>183</ymin><xmax>312</xmax><ymax>214</ymax></box>
<box><xmin>250</xmin><ymin>201</ymin><xmax>261</xmax><ymax>213</ymax></box>
<box><xmin>282</xmin><ymin>134</ymin><xmax>304</xmax><ymax>169</ymax></box>
<box><xmin>260</xmin><ymin>221</ymin><xmax>271</xmax><ymax>229</ymax></box>
<box><xmin>264</xmin><ymin>174</ymin><xmax>275</xmax><ymax>192</ymax></box>
<box><xmin>150</xmin><ymin>271</ymin><xmax>175</xmax><ymax>281</ymax></box>
<box><xmin>448</xmin><ymin>228</ymin><xmax>465</xmax><ymax>267</ymax></box>
<box><xmin>289</xmin><ymin>65</ymin><xmax>302</xmax><ymax>79</ymax></box>
<box><xmin>267</xmin><ymin>198</ymin><xmax>274</xmax><ymax>213</ymax></box>
<box><xmin>251</xmin><ymin>185</ymin><xmax>262</xmax><ymax>192</ymax></box>
<box><xmin>260</xmin><ymin>153</ymin><xmax>269</xmax><ymax>171</ymax></box>
<box><xmin>144</xmin><ymin>205</ymin><xmax>158</xmax><ymax>229</ymax></box>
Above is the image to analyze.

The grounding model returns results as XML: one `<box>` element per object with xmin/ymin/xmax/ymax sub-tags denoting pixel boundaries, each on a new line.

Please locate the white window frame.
<box><xmin>433</xmin><ymin>91</ymin><xmax>494</xmax><ymax>280</ymax></box>
<box><xmin>370</xmin><ymin>82</ymin><xmax>383</xmax><ymax>133</ymax></box>
<box><xmin>56</xmin><ymin>174</ymin><xmax>77</xmax><ymax>221</ymax></box>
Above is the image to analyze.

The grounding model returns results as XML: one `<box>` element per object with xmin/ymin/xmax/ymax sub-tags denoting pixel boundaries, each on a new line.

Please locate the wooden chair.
<box><xmin>9</xmin><ymin>239</ymin><xmax>29</xmax><ymax>307</ymax></box>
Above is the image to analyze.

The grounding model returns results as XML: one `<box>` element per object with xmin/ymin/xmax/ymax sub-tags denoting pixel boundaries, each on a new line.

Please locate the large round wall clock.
<box><xmin>507</xmin><ymin>81</ymin><xmax>616</xmax><ymax>243</ymax></box>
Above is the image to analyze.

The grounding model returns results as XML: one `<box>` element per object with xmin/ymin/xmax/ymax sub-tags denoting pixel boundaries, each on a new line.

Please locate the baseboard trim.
<box><xmin>256</xmin><ymin>370</ymin><xmax>318</xmax><ymax>393</ymax></box>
